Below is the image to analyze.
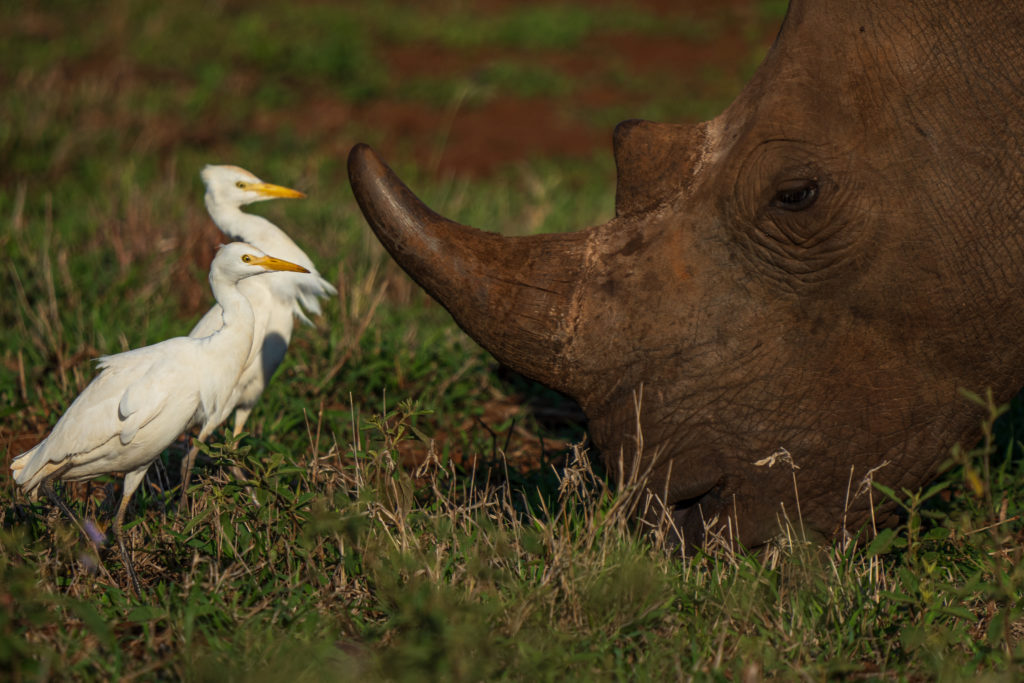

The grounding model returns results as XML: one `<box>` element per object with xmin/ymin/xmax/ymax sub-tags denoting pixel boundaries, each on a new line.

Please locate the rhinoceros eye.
<box><xmin>771</xmin><ymin>179</ymin><xmax>818</xmax><ymax>211</ymax></box>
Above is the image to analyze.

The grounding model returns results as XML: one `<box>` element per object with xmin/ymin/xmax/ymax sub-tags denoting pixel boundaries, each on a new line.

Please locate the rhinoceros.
<box><xmin>348</xmin><ymin>1</ymin><xmax>1024</xmax><ymax>549</ymax></box>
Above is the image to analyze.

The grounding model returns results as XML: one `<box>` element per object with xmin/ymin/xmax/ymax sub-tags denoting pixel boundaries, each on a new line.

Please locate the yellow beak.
<box><xmin>250</xmin><ymin>255</ymin><xmax>310</xmax><ymax>273</ymax></box>
<box><xmin>250</xmin><ymin>182</ymin><xmax>306</xmax><ymax>199</ymax></box>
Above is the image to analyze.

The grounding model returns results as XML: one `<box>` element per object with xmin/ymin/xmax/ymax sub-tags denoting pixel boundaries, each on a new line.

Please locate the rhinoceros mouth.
<box><xmin>666</xmin><ymin>489</ymin><xmax>724</xmax><ymax>549</ymax></box>
<box><xmin>634</xmin><ymin>459</ymin><xmax>724</xmax><ymax>549</ymax></box>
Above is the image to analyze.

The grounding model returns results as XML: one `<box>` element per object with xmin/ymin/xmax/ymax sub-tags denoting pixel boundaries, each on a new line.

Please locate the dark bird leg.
<box><xmin>229</xmin><ymin>414</ymin><xmax>261</xmax><ymax>507</ymax></box>
<box><xmin>117</xmin><ymin>468</ymin><xmax>148</xmax><ymax>597</ymax></box>
<box><xmin>40</xmin><ymin>477</ymin><xmax>85</xmax><ymax>537</ymax></box>
<box><xmin>177</xmin><ymin>440</ymin><xmax>201</xmax><ymax>515</ymax></box>
<box><xmin>39</xmin><ymin>475</ymin><xmax>117</xmax><ymax>585</ymax></box>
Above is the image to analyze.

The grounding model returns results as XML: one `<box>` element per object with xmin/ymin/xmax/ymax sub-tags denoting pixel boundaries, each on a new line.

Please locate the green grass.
<box><xmin>4</xmin><ymin>399</ymin><xmax>1024</xmax><ymax>679</ymax></box>
<box><xmin>4</xmin><ymin>0</ymin><xmax>1024</xmax><ymax>679</ymax></box>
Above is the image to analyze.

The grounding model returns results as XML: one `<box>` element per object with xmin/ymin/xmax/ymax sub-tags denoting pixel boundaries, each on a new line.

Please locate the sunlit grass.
<box><xmin>4</xmin><ymin>390</ymin><xmax>1024</xmax><ymax>679</ymax></box>
<box><xmin>4</xmin><ymin>0</ymin><xmax>1024</xmax><ymax>679</ymax></box>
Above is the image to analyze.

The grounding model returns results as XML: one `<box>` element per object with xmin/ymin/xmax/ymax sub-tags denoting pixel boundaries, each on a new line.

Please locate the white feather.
<box><xmin>190</xmin><ymin>165</ymin><xmax>336</xmax><ymax>435</ymax></box>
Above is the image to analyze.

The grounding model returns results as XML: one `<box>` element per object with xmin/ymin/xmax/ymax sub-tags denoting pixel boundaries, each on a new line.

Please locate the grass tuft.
<box><xmin>3</xmin><ymin>1</ymin><xmax>1024</xmax><ymax>679</ymax></box>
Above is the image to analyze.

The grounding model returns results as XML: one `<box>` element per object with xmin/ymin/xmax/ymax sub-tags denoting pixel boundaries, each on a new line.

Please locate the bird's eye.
<box><xmin>235</xmin><ymin>181</ymin><xmax>246</xmax><ymax>189</ymax></box>
<box><xmin>771</xmin><ymin>179</ymin><xmax>819</xmax><ymax>211</ymax></box>
<box><xmin>242</xmin><ymin>254</ymin><xmax>252</xmax><ymax>263</ymax></box>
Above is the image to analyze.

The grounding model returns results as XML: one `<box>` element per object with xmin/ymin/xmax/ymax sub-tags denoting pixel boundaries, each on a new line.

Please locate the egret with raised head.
<box><xmin>180</xmin><ymin>166</ymin><xmax>337</xmax><ymax>510</ymax></box>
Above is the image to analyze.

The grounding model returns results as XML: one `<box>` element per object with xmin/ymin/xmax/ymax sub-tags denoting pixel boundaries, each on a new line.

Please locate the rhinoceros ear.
<box><xmin>613</xmin><ymin>119</ymin><xmax>709</xmax><ymax>217</ymax></box>
<box><xmin>348</xmin><ymin>144</ymin><xmax>590</xmax><ymax>395</ymax></box>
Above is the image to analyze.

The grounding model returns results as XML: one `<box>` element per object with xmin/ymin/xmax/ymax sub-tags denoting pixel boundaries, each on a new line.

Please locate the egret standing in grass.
<box><xmin>10</xmin><ymin>243</ymin><xmax>309</xmax><ymax>594</ymax></box>
<box><xmin>179</xmin><ymin>166</ymin><xmax>337</xmax><ymax>510</ymax></box>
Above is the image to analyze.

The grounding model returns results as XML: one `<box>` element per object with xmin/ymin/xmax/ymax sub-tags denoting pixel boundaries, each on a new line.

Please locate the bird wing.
<box><xmin>115</xmin><ymin>355</ymin><xmax>192</xmax><ymax>445</ymax></box>
<box><xmin>189</xmin><ymin>303</ymin><xmax>225</xmax><ymax>339</ymax></box>
<box><xmin>13</xmin><ymin>340</ymin><xmax>201</xmax><ymax>486</ymax></box>
<box><xmin>13</xmin><ymin>366</ymin><xmax>135</xmax><ymax>485</ymax></box>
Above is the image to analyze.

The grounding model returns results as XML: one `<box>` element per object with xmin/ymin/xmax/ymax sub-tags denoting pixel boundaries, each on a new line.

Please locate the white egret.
<box><xmin>179</xmin><ymin>165</ymin><xmax>337</xmax><ymax>510</ymax></box>
<box><xmin>10</xmin><ymin>243</ymin><xmax>309</xmax><ymax>594</ymax></box>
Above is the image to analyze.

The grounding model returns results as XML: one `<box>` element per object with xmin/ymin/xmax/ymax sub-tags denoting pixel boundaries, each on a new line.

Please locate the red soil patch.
<box><xmin>226</xmin><ymin>2</ymin><xmax>779</xmax><ymax>177</ymax></box>
<box><xmin>350</xmin><ymin>5</ymin><xmax>774</xmax><ymax>175</ymax></box>
<box><xmin>11</xmin><ymin>3</ymin><xmax>778</xmax><ymax>179</ymax></box>
<box><xmin>357</xmin><ymin>97</ymin><xmax>605</xmax><ymax>177</ymax></box>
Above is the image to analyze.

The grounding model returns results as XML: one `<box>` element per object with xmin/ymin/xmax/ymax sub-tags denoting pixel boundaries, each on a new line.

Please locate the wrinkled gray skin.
<box><xmin>349</xmin><ymin>1</ymin><xmax>1024</xmax><ymax>549</ymax></box>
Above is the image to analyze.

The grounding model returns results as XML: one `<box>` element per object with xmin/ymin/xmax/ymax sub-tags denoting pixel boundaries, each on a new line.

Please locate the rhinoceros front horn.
<box><xmin>348</xmin><ymin>143</ymin><xmax>589</xmax><ymax>395</ymax></box>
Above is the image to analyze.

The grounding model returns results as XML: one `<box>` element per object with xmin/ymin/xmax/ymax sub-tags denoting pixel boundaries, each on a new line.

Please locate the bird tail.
<box><xmin>10</xmin><ymin>442</ymin><xmax>45</xmax><ymax>498</ymax></box>
<box><xmin>294</xmin><ymin>275</ymin><xmax>338</xmax><ymax>326</ymax></box>
<box><xmin>10</xmin><ymin>443</ymin><xmax>38</xmax><ymax>476</ymax></box>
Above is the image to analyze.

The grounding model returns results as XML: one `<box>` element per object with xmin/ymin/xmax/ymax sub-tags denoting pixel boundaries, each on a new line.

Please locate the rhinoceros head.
<box><xmin>349</xmin><ymin>2</ymin><xmax>1024</xmax><ymax>548</ymax></box>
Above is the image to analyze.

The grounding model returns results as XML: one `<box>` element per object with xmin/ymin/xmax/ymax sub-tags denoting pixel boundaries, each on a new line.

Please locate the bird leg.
<box><xmin>114</xmin><ymin>491</ymin><xmax>143</xmax><ymax>598</ymax></box>
<box><xmin>180</xmin><ymin>422</ymin><xmax>260</xmax><ymax>512</ymax></box>
<box><xmin>227</xmin><ymin>463</ymin><xmax>261</xmax><ymax>507</ymax></box>
<box><xmin>229</xmin><ymin>413</ymin><xmax>261</xmax><ymax>507</ymax></box>
<box><xmin>177</xmin><ymin>440</ymin><xmax>202</xmax><ymax>516</ymax></box>
<box><xmin>114</xmin><ymin>480</ymin><xmax>145</xmax><ymax>598</ymax></box>
<box><xmin>233</xmin><ymin>408</ymin><xmax>252</xmax><ymax>440</ymax></box>
<box><xmin>39</xmin><ymin>478</ymin><xmax>117</xmax><ymax>586</ymax></box>
<box><xmin>40</xmin><ymin>476</ymin><xmax>85</xmax><ymax>536</ymax></box>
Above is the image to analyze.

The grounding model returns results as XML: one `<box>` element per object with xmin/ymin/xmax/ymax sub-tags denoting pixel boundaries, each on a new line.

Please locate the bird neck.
<box><xmin>207</xmin><ymin>274</ymin><xmax>256</xmax><ymax>350</ymax></box>
<box><xmin>206</xmin><ymin>194</ymin><xmax>288</xmax><ymax>248</ymax></box>
<box><xmin>205</xmin><ymin>195</ymin><xmax>247</xmax><ymax>237</ymax></box>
